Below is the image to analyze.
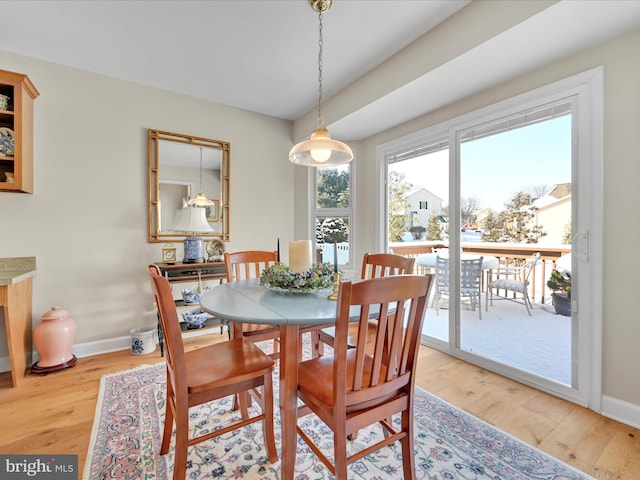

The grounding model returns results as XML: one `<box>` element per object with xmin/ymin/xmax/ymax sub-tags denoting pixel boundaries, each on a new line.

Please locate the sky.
<box><xmin>389</xmin><ymin>116</ymin><xmax>572</xmax><ymax>212</ymax></box>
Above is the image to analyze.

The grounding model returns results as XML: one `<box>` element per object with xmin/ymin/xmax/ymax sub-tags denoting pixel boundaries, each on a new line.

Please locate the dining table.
<box><xmin>199</xmin><ymin>277</ymin><xmax>357</xmax><ymax>480</ymax></box>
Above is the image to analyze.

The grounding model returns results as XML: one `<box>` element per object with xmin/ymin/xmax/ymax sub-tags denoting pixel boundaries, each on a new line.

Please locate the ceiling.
<box><xmin>2</xmin><ymin>0</ymin><xmax>640</xmax><ymax>142</ymax></box>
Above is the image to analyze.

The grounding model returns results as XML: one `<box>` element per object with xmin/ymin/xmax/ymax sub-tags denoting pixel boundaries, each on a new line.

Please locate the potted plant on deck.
<box><xmin>547</xmin><ymin>269</ymin><xmax>571</xmax><ymax>316</ymax></box>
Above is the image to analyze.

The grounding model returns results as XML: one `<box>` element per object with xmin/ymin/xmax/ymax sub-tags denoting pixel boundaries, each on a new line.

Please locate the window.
<box><xmin>311</xmin><ymin>163</ymin><xmax>354</xmax><ymax>270</ymax></box>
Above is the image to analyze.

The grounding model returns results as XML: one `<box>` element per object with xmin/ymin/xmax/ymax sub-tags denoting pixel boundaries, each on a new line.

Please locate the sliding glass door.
<box><xmin>457</xmin><ymin>103</ymin><xmax>573</xmax><ymax>385</ymax></box>
<box><xmin>379</xmin><ymin>68</ymin><xmax>603</xmax><ymax>407</ymax></box>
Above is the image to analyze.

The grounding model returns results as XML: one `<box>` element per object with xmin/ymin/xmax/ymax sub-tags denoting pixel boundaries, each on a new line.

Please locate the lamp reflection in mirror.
<box><xmin>170</xmin><ymin>206</ymin><xmax>213</xmax><ymax>263</ymax></box>
<box><xmin>188</xmin><ymin>147</ymin><xmax>215</xmax><ymax>207</ymax></box>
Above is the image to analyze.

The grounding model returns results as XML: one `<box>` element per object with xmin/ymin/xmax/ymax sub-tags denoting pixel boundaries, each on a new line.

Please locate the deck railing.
<box><xmin>390</xmin><ymin>241</ymin><xmax>571</xmax><ymax>304</ymax></box>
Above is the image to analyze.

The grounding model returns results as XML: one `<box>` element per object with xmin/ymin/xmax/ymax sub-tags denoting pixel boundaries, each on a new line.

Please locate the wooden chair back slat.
<box><xmin>335</xmin><ymin>274</ymin><xmax>432</xmax><ymax>401</ymax></box>
<box><xmin>225</xmin><ymin>251</ymin><xmax>278</xmax><ymax>282</ymax></box>
<box><xmin>361</xmin><ymin>252</ymin><xmax>416</xmax><ymax>279</ymax></box>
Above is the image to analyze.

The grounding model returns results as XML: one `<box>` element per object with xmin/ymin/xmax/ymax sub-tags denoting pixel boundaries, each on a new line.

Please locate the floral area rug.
<box><xmin>84</xmin><ymin>362</ymin><xmax>594</xmax><ymax>480</ymax></box>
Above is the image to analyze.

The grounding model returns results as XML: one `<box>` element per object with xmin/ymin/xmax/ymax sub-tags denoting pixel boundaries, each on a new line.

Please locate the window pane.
<box><xmin>387</xmin><ymin>148</ymin><xmax>448</xmax><ymax>245</ymax></box>
<box><xmin>315</xmin><ymin>216</ymin><xmax>350</xmax><ymax>267</ymax></box>
<box><xmin>316</xmin><ymin>165</ymin><xmax>350</xmax><ymax>208</ymax></box>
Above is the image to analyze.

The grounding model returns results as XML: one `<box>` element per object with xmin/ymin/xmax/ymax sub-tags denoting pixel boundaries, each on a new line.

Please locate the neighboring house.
<box><xmin>532</xmin><ymin>183</ymin><xmax>572</xmax><ymax>245</ymax></box>
<box><xmin>475</xmin><ymin>208</ymin><xmax>497</xmax><ymax>228</ymax></box>
<box><xmin>404</xmin><ymin>187</ymin><xmax>443</xmax><ymax>230</ymax></box>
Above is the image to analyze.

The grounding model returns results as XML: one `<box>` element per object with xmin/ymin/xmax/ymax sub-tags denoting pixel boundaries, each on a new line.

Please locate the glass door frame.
<box><xmin>375</xmin><ymin>67</ymin><xmax>603</xmax><ymax>410</ymax></box>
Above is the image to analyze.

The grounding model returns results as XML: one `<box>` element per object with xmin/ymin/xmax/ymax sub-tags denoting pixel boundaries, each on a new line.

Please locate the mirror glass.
<box><xmin>148</xmin><ymin>129</ymin><xmax>230</xmax><ymax>242</ymax></box>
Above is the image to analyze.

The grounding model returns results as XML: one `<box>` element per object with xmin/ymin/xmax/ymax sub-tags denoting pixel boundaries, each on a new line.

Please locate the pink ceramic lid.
<box><xmin>42</xmin><ymin>306</ymin><xmax>69</xmax><ymax>321</ymax></box>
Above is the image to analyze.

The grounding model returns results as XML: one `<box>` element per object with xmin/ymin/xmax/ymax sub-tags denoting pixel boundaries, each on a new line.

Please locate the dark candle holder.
<box><xmin>328</xmin><ymin>272</ymin><xmax>340</xmax><ymax>301</ymax></box>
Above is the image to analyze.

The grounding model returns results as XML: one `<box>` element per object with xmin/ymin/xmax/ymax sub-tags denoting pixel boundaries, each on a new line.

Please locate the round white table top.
<box><xmin>199</xmin><ymin>278</ymin><xmax>381</xmax><ymax>326</ymax></box>
<box><xmin>416</xmin><ymin>252</ymin><xmax>499</xmax><ymax>269</ymax></box>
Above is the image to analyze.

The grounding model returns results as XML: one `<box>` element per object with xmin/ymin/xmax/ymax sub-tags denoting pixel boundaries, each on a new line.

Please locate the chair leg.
<box><xmin>172</xmin><ymin>408</ymin><xmax>190</xmax><ymax>480</ymax></box>
<box><xmin>333</xmin><ymin>424</ymin><xmax>349</xmax><ymax>479</ymax></box>
<box><xmin>400</xmin><ymin>409</ymin><xmax>415</xmax><ymax>480</ymax></box>
<box><xmin>161</xmin><ymin>378</ymin><xmax>175</xmax><ymax>455</ymax></box>
<box><xmin>262</xmin><ymin>373</ymin><xmax>278</xmax><ymax>463</ymax></box>
<box><xmin>238</xmin><ymin>391</ymin><xmax>250</xmax><ymax>420</ymax></box>
<box><xmin>523</xmin><ymin>292</ymin><xmax>532</xmax><ymax>316</ymax></box>
<box><xmin>161</xmin><ymin>400</ymin><xmax>174</xmax><ymax>455</ymax></box>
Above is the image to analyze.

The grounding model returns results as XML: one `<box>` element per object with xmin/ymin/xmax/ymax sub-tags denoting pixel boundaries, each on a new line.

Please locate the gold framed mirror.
<box><xmin>148</xmin><ymin>129</ymin><xmax>230</xmax><ymax>242</ymax></box>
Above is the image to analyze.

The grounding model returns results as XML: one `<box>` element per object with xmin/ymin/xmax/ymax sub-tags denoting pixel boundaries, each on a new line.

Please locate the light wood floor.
<box><xmin>0</xmin><ymin>332</ymin><xmax>638</xmax><ymax>480</ymax></box>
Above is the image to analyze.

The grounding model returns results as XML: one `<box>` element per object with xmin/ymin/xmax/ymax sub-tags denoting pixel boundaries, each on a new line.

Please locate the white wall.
<box><xmin>0</xmin><ymin>50</ymin><xmax>295</xmax><ymax>360</ymax></box>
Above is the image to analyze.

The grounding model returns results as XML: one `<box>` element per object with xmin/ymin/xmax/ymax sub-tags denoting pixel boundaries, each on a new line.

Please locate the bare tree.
<box><xmin>528</xmin><ymin>184</ymin><xmax>550</xmax><ymax>200</ymax></box>
<box><xmin>461</xmin><ymin>196</ymin><xmax>480</xmax><ymax>225</ymax></box>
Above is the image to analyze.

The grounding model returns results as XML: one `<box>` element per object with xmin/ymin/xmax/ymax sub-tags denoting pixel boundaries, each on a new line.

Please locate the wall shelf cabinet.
<box><xmin>0</xmin><ymin>70</ymin><xmax>39</xmax><ymax>194</ymax></box>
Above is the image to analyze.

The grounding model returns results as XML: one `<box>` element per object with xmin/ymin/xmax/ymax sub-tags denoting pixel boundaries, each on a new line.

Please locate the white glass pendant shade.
<box><xmin>188</xmin><ymin>192</ymin><xmax>216</xmax><ymax>207</ymax></box>
<box><xmin>289</xmin><ymin>125</ymin><xmax>353</xmax><ymax>167</ymax></box>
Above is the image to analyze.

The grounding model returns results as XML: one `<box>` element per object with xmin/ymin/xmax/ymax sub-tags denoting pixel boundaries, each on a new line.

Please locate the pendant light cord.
<box><xmin>198</xmin><ymin>147</ymin><xmax>204</xmax><ymax>193</ymax></box>
<box><xmin>317</xmin><ymin>9</ymin><xmax>324</xmax><ymax>127</ymax></box>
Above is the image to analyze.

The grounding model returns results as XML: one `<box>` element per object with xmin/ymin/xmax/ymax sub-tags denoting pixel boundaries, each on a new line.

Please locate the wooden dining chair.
<box><xmin>224</xmin><ymin>250</ymin><xmax>282</xmax><ymax>359</ymax></box>
<box><xmin>296</xmin><ymin>274</ymin><xmax>433</xmax><ymax>479</ymax></box>
<box><xmin>225</xmin><ymin>250</ymin><xmax>320</xmax><ymax>361</ymax></box>
<box><xmin>147</xmin><ymin>265</ymin><xmax>278</xmax><ymax>480</ymax></box>
<box><xmin>314</xmin><ymin>252</ymin><xmax>416</xmax><ymax>355</ymax></box>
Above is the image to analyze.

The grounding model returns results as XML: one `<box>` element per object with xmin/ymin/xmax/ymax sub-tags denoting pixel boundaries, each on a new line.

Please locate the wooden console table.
<box><xmin>154</xmin><ymin>261</ymin><xmax>227</xmax><ymax>355</ymax></box>
<box><xmin>0</xmin><ymin>257</ymin><xmax>36</xmax><ymax>387</ymax></box>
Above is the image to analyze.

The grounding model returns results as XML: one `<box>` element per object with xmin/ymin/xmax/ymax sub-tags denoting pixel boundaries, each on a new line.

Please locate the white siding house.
<box><xmin>404</xmin><ymin>187</ymin><xmax>443</xmax><ymax>233</ymax></box>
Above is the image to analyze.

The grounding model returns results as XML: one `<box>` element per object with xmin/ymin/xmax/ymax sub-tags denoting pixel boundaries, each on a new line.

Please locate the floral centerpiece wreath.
<box><xmin>260</xmin><ymin>262</ymin><xmax>336</xmax><ymax>294</ymax></box>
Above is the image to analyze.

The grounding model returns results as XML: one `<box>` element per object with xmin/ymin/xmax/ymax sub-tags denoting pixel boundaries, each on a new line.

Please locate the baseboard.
<box><xmin>0</xmin><ymin>335</ymin><xmax>134</xmax><ymax>373</ymax></box>
<box><xmin>601</xmin><ymin>394</ymin><xmax>640</xmax><ymax>430</ymax></box>
<box><xmin>71</xmin><ymin>335</ymin><xmax>134</xmax><ymax>358</ymax></box>
<box><xmin>0</xmin><ymin>327</ymin><xmax>224</xmax><ymax>373</ymax></box>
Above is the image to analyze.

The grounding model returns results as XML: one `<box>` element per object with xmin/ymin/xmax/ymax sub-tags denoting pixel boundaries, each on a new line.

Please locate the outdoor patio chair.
<box><xmin>435</xmin><ymin>256</ymin><xmax>484</xmax><ymax>319</ymax></box>
<box><xmin>485</xmin><ymin>252</ymin><xmax>541</xmax><ymax>316</ymax></box>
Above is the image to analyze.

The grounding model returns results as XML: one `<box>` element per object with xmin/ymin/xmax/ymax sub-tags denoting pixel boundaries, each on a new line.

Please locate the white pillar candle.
<box><xmin>289</xmin><ymin>240</ymin><xmax>312</xmax><ymax>273</ymax></box>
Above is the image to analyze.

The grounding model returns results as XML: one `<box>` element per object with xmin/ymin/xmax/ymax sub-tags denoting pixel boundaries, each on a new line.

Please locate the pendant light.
<box><xmin>289</xmin><ymin>0</ymin><xmax>353</xmax><ymax>167</ymax></box>
<box><xmin>188</xmin><ymin>147</ymin><xmax>215</xmax><ymax>206</ymax></box>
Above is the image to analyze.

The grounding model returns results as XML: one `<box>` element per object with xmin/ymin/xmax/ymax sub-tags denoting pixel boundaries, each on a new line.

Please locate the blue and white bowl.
<box><xmin>182</xmin><ymin>289</ymin><xmax>200</xmax><ymax>304</ymax></box>
<box><xmin>182</xmin><ymin>309</ymin><xmax>208</xmax><ymax>329</ymax></box>
<box><xmin>181</xmin><ymin>286</ymin><xmax>212</xmax><ymax>305</ymax></box>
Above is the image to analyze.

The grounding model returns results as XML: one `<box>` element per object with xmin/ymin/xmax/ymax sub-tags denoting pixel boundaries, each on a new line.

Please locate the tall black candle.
<box><xmin>277</xmin><ymin>238</ymin><xmax>280</xmax><ymax>263</ymax></box>
<box><xmin>333</xmin><ymin>242</ymin><xmax>338</xmax><ymax>272</ymax></box>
